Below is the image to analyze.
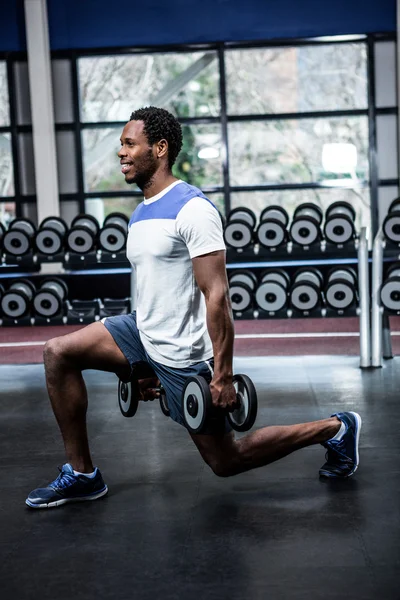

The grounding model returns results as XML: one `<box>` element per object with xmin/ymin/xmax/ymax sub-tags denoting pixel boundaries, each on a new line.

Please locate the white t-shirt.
<box><xmin>127</xmin><ymin>180</ymin><xmax>226</xmax><ymax>368</ymax></box>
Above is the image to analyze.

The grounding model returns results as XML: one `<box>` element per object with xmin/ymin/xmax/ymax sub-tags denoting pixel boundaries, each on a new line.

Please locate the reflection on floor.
<box><xmin>0</xmin><ymin>355</ymin><xmax>398</xmax><ymax>599</ymax></box>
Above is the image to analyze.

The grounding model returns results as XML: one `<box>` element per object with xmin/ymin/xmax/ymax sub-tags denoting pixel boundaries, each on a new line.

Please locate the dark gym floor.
<box><xmin>0</xmin><ymin>355</ymin><xmax>399</xmax><ymax>600</ymax></box>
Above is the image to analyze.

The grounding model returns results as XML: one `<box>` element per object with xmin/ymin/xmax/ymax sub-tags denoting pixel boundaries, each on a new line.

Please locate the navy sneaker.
<box><xmin>26</xmin><ymin>463</ymin><xmax>108</xmax><ymax>509</ymax></box>
<box><xmin>319</xmin><ymin>411</ymin><xmax>362</xmax><ymax>478</ymax></box>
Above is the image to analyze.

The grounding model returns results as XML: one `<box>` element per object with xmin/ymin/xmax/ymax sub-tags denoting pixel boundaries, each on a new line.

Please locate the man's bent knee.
<box><xmin>43</xmin><ymin>337</ymin><xmax>70</xmax><ymax>368</ymax></box>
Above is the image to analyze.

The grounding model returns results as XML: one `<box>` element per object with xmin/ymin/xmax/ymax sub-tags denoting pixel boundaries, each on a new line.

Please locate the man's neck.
<box><xmin>143</xmin><ymin>173</ymin><xmax>179</xmax><ymax>199</ymax></box>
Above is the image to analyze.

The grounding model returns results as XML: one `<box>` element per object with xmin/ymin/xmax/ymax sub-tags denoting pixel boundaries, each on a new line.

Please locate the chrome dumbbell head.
<box><xmin>1</xmin><ymin>278</ymin><xmax>36</xmax><ymax>319</ymax></box>
<box><xmin>290</xmin><ymin>203</ymin><xmax>323</xmax><ymax>246</ymax></box>
<box><xmin>381</xmin><ymin>263</ymin><xmax>400</xmax><ymax>312</ymax></box>
<box><xmin>324</xmin><ymin>201</ymin><xmax>356</xmax><ymax>245</ymax></box>
<box><xmin>224</xmin><ymin>208</ymin><xmax>256</xmax><ymax>250</ymax></box>
<box><xmin>67</xmin><ymin>214</ymin><xmax>100</xmax><ymax>254</ymax></box>
<box><xmin>33</xmin><ymin>278</ymin><xmax>69</xmax><ymax>318</ymax></box>
<box><xmin>98</xmin><ymin>222</ymin><xmax>127</xmax><ymax>253</ymax></box>
<box><xmin>228</xmin><ymin>270</ymin><xmax>257</xmax><ymax>312</ymax></box>
<box><xmin>383</xmin><ymin>200</ymin><xmax>400</xmax><ymax>244</ymax></box>
<box><xmin>290</xmin><ymin>268</ymin><xmax>323</xmax><ymax>311</ymax></box>
<box><xmin>256</xmin><ymin>206</ymin><xmax>288</xmax><ymax>248</ymax></box>
<box><xmin>255</xmin><ymin>269</ymin><xmax>290</xmax><ymax>312</ymax></box>
<box><xmin>35</xmin><ymin>217</ymin><xmax>68</xmax><ymax>255</ymax></box>
<box><xmin>325</xmin><ymin>268</ymin><xmax>358</xmax><ymax>310</ymax></box>
<box><xmin>3</xmin><ymin>218</ymin><xmax>36</xmax><ymax>256</ymax></box>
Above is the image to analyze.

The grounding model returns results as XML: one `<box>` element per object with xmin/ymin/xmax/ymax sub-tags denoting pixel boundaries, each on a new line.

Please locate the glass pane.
<box><xmin>226</xmin><ymin>43</ymin><xmax>367</xmax><ymax>115</ymax></box>
<box><xmin>231</xmin><ymin>188</ymin><xmax>371</xmax><ymax>232</ymax></box>
<box><xmin>79</xmin><ymin>52</ymin><xmax>219</xmax><ymax>122</ymax></box>
<box><xmin>377</xmin><ymin>115</ymin><xmax>398</xmax><ymax>180</ymax></box>
<box><xmin>18</xmin><ymin>133</ymin><xmax>36</xmax><ymax>195</ymax></box>
<box><xmin>228</xmin><ymin>117</ymin><xmax>369</xmax><ymax>186</ymax></box>
<box><xmin>375</xmin><ymin>42</ymin><xmax>397</xmax><ymax>108</ymax></box>
<box><xmin>0</xmin><ymin>201</ymin><xmax>16</xmax><ymax>228</ymax></box>
<box><xmin>0</xmin><ymin>62</ymin><xmax>10</xmax><ymax>126</ymax></box>
<box><xmin>82</xmin><ymin>124</ymin><xmax>223</xmax><ymax>193</ymax></box>
<box><xmin>0</xmin><ymin>133</ymin><xmax>14</xmax><ymax>196</ymax></box>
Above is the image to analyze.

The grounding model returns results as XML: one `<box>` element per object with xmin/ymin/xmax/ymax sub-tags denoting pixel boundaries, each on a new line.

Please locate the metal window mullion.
<box><xmin>367</xmin><ymin>35</ymin><xmax>379</xmax><ymax>238</ymax></box>
<box><xmin>218</xmin><ymin>44</ymin><xmax>230</xmax><ymax>215</ymax></box>
<box><xmin>70</xmin><ymin>52</ymin><xmax>86</xmax><ymax>213</ymax></box>
<box><xmin>6</xmin><ymin>57</ymin><xmax>22</xmax><ymax>217</ymax></box>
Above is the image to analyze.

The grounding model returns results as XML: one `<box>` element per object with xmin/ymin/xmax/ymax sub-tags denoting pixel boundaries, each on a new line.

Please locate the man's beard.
<box><xmin>126</xmin><ymin>152</ymin><xmax>157</xmax><ymax>191</ymax></box>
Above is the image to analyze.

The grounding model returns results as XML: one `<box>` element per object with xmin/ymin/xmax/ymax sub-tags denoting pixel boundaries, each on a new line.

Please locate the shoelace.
<box><xmin>50</xmin><ymin>467</ymin><xmax>78</xmax><ymax>490</ymax></box>
<box><xmin>324</xmin><ymin>439</ymin><xmax>353</xmax><ymax>467</ymax></box>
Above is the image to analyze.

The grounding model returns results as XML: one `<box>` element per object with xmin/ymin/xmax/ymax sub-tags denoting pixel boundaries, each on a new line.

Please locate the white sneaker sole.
<box><xmin>25</xmin><ymin>485</ymin><xmax>108</xmax><ymax>509</ymax></box>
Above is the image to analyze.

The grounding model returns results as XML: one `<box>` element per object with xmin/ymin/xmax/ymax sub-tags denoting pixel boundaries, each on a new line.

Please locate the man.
<box><xmin>26</xmin><ymin>106</ymin><xmax>361</xmax><ymax>509</ymax></box>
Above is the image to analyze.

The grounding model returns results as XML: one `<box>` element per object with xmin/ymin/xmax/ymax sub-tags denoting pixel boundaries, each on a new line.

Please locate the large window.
<box><xmin>0</xmin><ymin>61</ymin><xmax>15</xmax><ymax>225</ymax></box>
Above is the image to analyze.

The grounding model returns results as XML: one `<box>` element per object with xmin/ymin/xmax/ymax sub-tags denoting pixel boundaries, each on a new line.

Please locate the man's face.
<box><xmin>118</xmin><ymin>120</ymin><xmax>158</xmax><ymax>188</ymax></box>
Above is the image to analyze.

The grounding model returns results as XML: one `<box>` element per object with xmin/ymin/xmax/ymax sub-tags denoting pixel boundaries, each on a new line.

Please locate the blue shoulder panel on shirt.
<box><xmin>128</xmin><ymin>182</ymin><xmax>216</xmax><ymax>226</ymax></box>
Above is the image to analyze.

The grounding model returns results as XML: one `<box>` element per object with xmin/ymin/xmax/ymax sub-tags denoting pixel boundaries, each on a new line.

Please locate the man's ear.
<box><xmin>156</xmin><ymin>138</ymin><xmax>168</xmax><ymax>159</ymax></box>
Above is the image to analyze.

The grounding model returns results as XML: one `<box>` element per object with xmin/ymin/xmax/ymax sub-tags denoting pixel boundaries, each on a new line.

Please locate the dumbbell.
<box><xmin>34</xmin><ymin>217</ymin><xmax>68</xmax><ymax>256</ymax></box>
<box><xmin>256</xmin><ymin>206</ymin><xmax>289</xmax><ymax>249</ymax></box>
<box><xmin>182</xmin><ymin>374</ymin><xmax>257</xmax><ymax>434</ymax></box>
<box><xmin>324</xmin><ymin>201</ymin><xmax>356</xmax><ymax>245</ymax></box>
<box><xmin>0</xmin><ymin>283</ymin><xmax>5</xmax><ymax>316</ymax></box>
<box><xmin>228</xmin><ymin>269</ymin><xmax>257</xmax><ymax>313</ymax></box>
<box><xmin>98</xmin><ymin>212</ymin><xmax>129</xmax><ymax>254</ymax></box>
<box><xmin>32</xmin><ymin>278</ymin><xmax>69</xmax><ymax>319</ymax></box>
<box><xmin>0</xmin><ymin>222</ymin><xmax>5</xmax><ymax>251</ymax></box>
<box><xmin>3</xmin><ymin>218</ymin><xmax>36</xmax><ymax>257</ymax></box>
<box><xmin>1</xmin><ymin>279</ymin><xmax>36</xmax><ymax>319</ymax></box>
<box><xmin>380</xmin><ymin>263</ymin><xmax>400</xmax><ymax>312</ymax></box>
<box><xmin>383</xmin><ymin>198</ymin><xmax>400</xmax><ymax>245</ymax></box>
<box><xmin>118</xmin><ymin>376</ymin><xmax>170</xmax><ymax>418</ymax></box>
<box><xmin>289</xmin><ymin>268</ymin><xmax>324</xmax><ymax>312</ymax></box>
<box><xmin>289</xmin><ymin>203</ymin><xmax>323</xmax><ymax>247</ymax></box>
<box><xmin>223</xmin><ymin>207</ymin><xmax>256</xmax><ymax>250</ymax></box>
<box><xmin>324</xmin><ymin>268</ymin><xmax>358</xmax><ymax>311</ymax></box>
<box><xmin>66</xmin><ymin>214</ymin><xmax>99</xmax><ymax>254</ymax></box>
<box><xmin>255</xmin><ymin>269</ymin><xmax>290</xmax><ymax>313</ymax></box>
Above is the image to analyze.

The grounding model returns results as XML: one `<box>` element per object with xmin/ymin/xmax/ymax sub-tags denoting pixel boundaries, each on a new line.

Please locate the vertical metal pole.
<box><xmin>371</xmin><ymin>228</ymin><xmax>384</xmax><ymax>367</ymax></box>
<box><xmin>358</xmin><ymin>227</ymin><xmax>371</xmax><ymax>368</ymax></box>
<box><xmin>382</xmin><ymin>311</ymin><xmax>393</xmax><ymax>359</ymax></box>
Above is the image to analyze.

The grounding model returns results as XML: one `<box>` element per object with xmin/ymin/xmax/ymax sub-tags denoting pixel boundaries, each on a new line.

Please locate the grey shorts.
<box><xmin>103</xmin><ymin>311</ymin><xmax>232</xmax><ymax>435</ymax></box>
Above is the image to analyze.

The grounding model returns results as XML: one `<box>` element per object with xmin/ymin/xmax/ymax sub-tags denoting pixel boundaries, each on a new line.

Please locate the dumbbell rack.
<box><xmin>370</xmin><ymin>229</ymin><xmax>400</xmax><ymax>367</ymax></box>
<box><xmin>226</xmin><ymin>228</ymin><xmax>371</xmax><ymax>369</ymax></box>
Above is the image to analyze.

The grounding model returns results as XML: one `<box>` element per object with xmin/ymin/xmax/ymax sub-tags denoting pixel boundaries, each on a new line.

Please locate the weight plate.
<box><xmin>260</xmin><ymin>269</ymin><xmax>290</xmax><ymax>289</ymax></box>
<box><xmin>260</xmin><ymin>205</ymin><xmax>289</xmax><ymax>227</ymax></box>
<box><xmin>294</xmin><ymin>269</ymin><xmax>323</xmax><ymax>289</ymax></box>
<box><xmin>3</xmin><ymin>230</ymin><xmax>31</xmax><ymax>256</ymax></box>
<box><xmin>9</xmin><ymin>218</ymin><xmax>36</xmax><ymax>237</ymax></box>
<box><xmin>98</xmin><ymin>224</ymin><xmax>127</xmax><ymax>253</ymax></box>
<box><xmin>39</xmin><ymin>217</ymin><xmax>68</xmax><ymax>236</ymax></box>
<box><xmin>182</xmin><ymin>376</ymin><xmax>211</xmax><ymax>434</ymax></box>
<box><xmin>256</xmin><ymin>219</ymin><xmax>286</xmax><ymax>248</ymax></box>
<box><xmin>328</xmin><ymin>268</ymin><xmax>357</xmax><ymax>286</ymax></box>
<box><xmin>224</xmin><ymin>220</ymin><xmax>253</xmax><ymax>249</ymax></box>
<box><xmin>325</xmin><ymin>201</ymin><xmax>356</xmax><ymax>222</ymax></box>
<box><xmin>387</xmin><ymin>263</ymin><xmax>400</xmax><ymax>279</ymax></box>
<box><xmin>118</xmin><ymin>378</ymin><xmax>139</xmax><ymax>417</ymax></box>
<box><xmin>255</xmin><ymin>280</ymin><xmax>287</xmax><ymax>312</ymax></box>
<box><xmin>104</xmin><ymin>212</ymin><xmax>129</xmax><ymax>232</ymax></box>
<box><xmin>159</xmin><ymin>390</ymin><xmax>170</xmax><ymax>417</ymax></box>
<box><xmin>41</xmin><ymin>278</ymin><xmax>68</xmax><ymax>300</ymax></box>
<box><xmin>227</xmin><ymin>208</ymin><xmax>256</xmax><ymax>229</ymax></box>
<box><xmin>389</xmin><ymin>198</ymin><xmax>400</xmax><ymax>213</ymax></box>
<box><xmin>71</xmin><ymin>214</ymin><xmax>99</xmax><ymax>236</ymax></box>
<box><xmin>324</xmin><ymin>215</ymin><xmax>355</xmax><ymax>244</ymax></box>
<box><xmin>381</xmin><ymin>277</ymin><xmax>400</xmax><ymax>311</ymax></box>
<box><xmin>290</xmin><ymin>281</ymin><xmax>320</xmax><ymax>311</ymax></box>
<box><xmin>229</xmin><ymin>269</ymin><xmax>257</xmax><ymax>291</ymax></box>
<box><xmin>1</xmin><ymin>290</ymin><xmax>30</xmax><ymax>318</ymax></box>
<box><xmin>290</xmin><ymin>217</ymin><xmax>320</xmax><ymax>246</ymax></box>
<box><xmin>293</xmin><ymin>203</ymin><xmax>323</xmax><ymax>224</ymax></box>
<box><xmin>325</xmin><ymin>280</ymin><xmax>355</xmax><ymax>310</ymax></box>
<box><xmin>34</xmin><ymin>228</ymin><xmax>63</xmax><ymax>255</ymax></box>
<box><xmin>33</xmin><ymin>289</ymin><xmax>62</xmax><ymax>318</ymax></box>
<box><xmin>67</xmin><ymin>226</ymin><xmax>96</xmax><ymax>254</ymax></box>
<box><xmin>229</xmin><ymin>283</ymin><xmax>253</xmax><ymax>312</ymax></box>
<box><xmin>227</xmin><ymin>374</ymin><xmax>258</xmax><ymax>432</ymax></box>
<box><xmin>383</xmin><ymin>213</ymin><xmax>400</xmax><ymax>243</ymax></box>
<box><xmin>10</xmin><ymin>279</ymin><xmax>36</xmax><ymax>299</ymax></box>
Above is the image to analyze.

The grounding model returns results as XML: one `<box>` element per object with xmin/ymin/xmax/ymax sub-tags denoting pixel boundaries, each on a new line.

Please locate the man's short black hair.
<box><xmin>129</xmin><ymin>106</ymin><xmax>183</xmax><ymax>169</ymax></box>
